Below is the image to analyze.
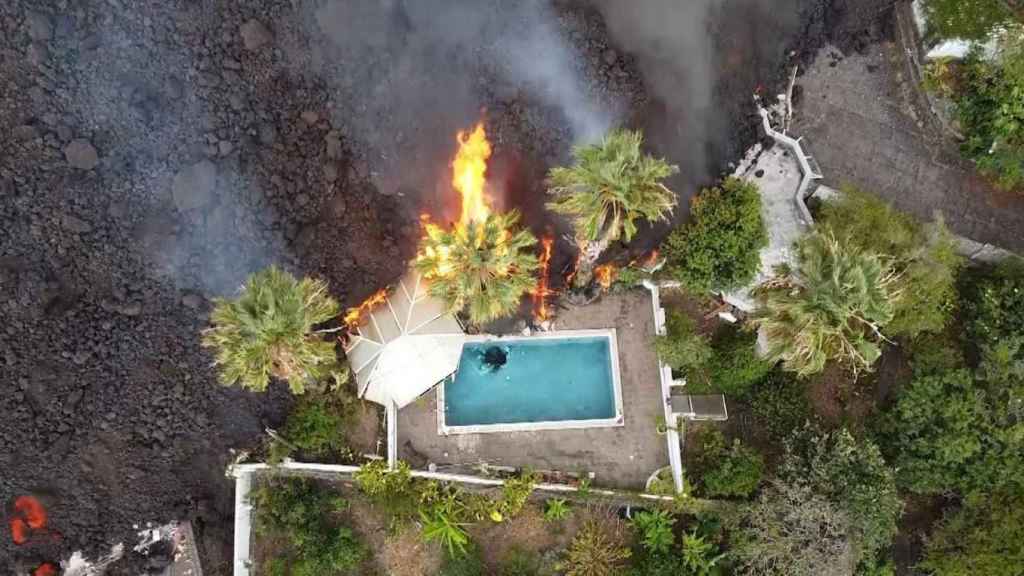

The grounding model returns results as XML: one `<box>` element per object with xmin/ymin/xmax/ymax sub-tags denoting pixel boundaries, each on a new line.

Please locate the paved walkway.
<box><xmin>397</xmin><ymin>292</ymin><xmax>667</xmax><ymax>490</ymax></box>
<box><xmin>791</xmin><ymin>39</ymin><xmax>1024</xmax><ymax>254</ymax></box>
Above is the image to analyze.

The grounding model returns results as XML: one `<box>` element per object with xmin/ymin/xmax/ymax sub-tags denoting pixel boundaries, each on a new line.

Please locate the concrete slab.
<box><xmin>397</xmin><ymin>291</ymin><xmax>668</xmax><ymax>490</ymax></box>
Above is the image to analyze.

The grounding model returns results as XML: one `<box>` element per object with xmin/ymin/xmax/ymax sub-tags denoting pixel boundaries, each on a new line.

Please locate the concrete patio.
<box><xmin>397</xmin><ymin>291</ymin><xmax>668</xmax><ymax>490</ymax></box>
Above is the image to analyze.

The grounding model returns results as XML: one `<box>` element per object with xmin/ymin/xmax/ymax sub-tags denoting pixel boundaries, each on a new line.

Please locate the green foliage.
<box><xmin>698</xmin><ymin>432</ymin><xmax>765</xmax><ymax>499</ymax></box>
<box><xmin>498</xmin><ymin>470</ymin><xmax>538</xmax><ymax>519</ymax></box>
<box><xmin>280</xmin><ymin>394</ymin><xmax>350</xmax><ymax>459</ymax></box>
<box><xmin>750</xmin><ymin>370</ymin><xmax>813</xmax><ymax>440</ymax></box>
<box><xmin>953</xmin><ymin>33</ymin><xmax>1024</xmax><ymax>191</ymax></box>
<box><xmin>962</xmin><ymin>259</ymin><xmax>1024</xmax><ymax>349</ymax></box>
<box><xmin>501</xmin><ymin>548</ymin><xmax>543</xmax><ymax>576</ymax></box>
<box><xmin>562</xmin><ymin>520</ymin><xmax>632</xmax><ymax>576</ymax></box>
<box><xmin>439</xmin><ymin>544</ymin><xmax>486</xmax><ymax>576</ymax></box>
<box><xmin>732</xmin><ymin>477</ymin><xmax>856</xmax><ymax>576</ymax></box>
<box><xmin>696</xmin><ymin>328</ymin><xmax>774</xmax><ymax>397</ymax></box>
<box><xmin>421</xmin><ymin>505</ymin><xmax>471</xmax><ymax>558</ymax></box>
<box><xmin>879</xmin><ymin>369</ymin><xmax>989</xmax><ymax>494</ymax></box>
<box><xmin>752</xmin><ymin>231</ymin><xmax>898</xmax><ymax>377</ymax></box>
<box><xmin>543</xmin><ymin>498</ymin><xmax>571</xmax><ymax>522</ymax></box>
<box><xmin>202</xmin><ymin>266</ymin><xmax>340</xmax><ymax>394</ymax></box>
<box><xmin>655</xmin><ymin>311</ymin><xmax>713</xmax><ymax>375</ymax></box>
<box><xmin>547</xmin><ymin>129</ymin><xmax>678</xmax><ymax>245</ymax></box>
<box><xmin>353</xmin><ymin>460</ymin><xmax>419</xmax><ymax>522</ymax></box>
<box><xmin>416</xmin><ymin>210</ymin><xmax>539</xmax><ymax>325</ymax></box>
<box><xmin>631</xmin><ymin>510</ymin><xmax>676</xmax><ymax>555</ymax></box>
<box><xmin>783</xmin><ymin>428</ymin><xmax>902</xmax><ymax>563</ymax></box>
<box><xmin>664</xmin><ymin>177</ymin><xmax>768</xmax><ymax>293</ymax></box>
<box><xmin>680</xmin><ymin>530</ymin><xmax>726</xmax><ymax>576</ymax></box>
<box><xmin>919</xmin><ymin>0</ymin><xmax>1018</xmax><ymax>41</ymax></box>
<box><xmin>918</xmin><ymin>490</ymin><xmax>1024</xmax><ymax>576</ymax></box>
<box><xmin>817</xmin><ymin>188</ymin><xmax>963</xmax><ymax>339</ymax></box>
<box><xmin>250</xmin><ymin>477</ymin><xmax>366</xmax><ymax>575</ymax></box>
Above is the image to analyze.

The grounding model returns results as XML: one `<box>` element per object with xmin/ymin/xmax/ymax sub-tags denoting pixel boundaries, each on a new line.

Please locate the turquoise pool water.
<box><xmin>443</xmin><ymin>336</ymin><xmax>617</xmax><ymax>426</ymax></box>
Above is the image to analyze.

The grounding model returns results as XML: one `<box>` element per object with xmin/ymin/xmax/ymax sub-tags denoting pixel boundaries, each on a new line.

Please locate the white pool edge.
<box><xmin>436</xmin><ymin>328</ymin><xmax>625</xmax><ymax>435</ymax></box>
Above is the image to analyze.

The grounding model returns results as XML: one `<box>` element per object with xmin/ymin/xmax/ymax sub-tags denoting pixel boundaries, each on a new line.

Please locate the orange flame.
<box><xmin>33</xmin><ymin>564</ymin><xmax>58</xmax><ymax>576</ymax></box>
<box><xmin>533</xmin><ymin>237</ymin><xmax>554</xmax><ymax>322</ymax></box>
<box><xmin>640</xmin><ymin>250</ymin><xmax>660</xmax><ymax>272</ymax></box>
<box><xmin>595</xmin><ymin>264</ymin><xmax>617</xmax><ymax>290</ymax></box>
<box><xmin>10</xmin><ymin>496</ymin><xmax>48</xmax><ymax>545</ymax></box>
<box><xmin>453</xmin><ymin>123</ymin><xmax>492</xmax><ymax>226</ymax></box>
<box><xmin>343</xmin><ymin>289</ymin><xmax>389</xmax><ymax>329</ymax></box>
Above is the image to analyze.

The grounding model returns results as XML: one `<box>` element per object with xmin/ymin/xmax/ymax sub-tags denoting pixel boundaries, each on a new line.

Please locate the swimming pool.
<box><xmin>437</xmin><ymin>329</ymin><xmax>624</xmax><ymax>434</ymax></box>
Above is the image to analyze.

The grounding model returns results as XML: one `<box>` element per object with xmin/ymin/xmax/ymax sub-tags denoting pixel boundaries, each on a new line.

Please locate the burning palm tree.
<box><xmin>547</xmin><ymin>129</ymin><xmax>678</xmax><ymax>289</ymax></box>
<box><xmin>417</xmin><ymin>211</ymin><xmax>539</xmax><ymax>324</ymax></box>
<box><xmin>202</xmin><ymin>266</ymin><xmax>342</xmax><ymax>394</ymax></box>
<box><xmin>416</xmin><ymin>123</ymin><xmax>540</xmax><ymax>325</ymax></box>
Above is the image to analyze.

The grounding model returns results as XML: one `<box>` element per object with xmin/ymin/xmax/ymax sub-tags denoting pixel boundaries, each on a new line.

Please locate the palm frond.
<box><xmin>201</xmin><ymin>266</ymin><xmax>340</xmax><ymax>393</ymax></box>
<box><xmin>415</xmin><ymin>211</ymin><xmax>540</xmax><ymax>325</ymax></box>
<box><xmin>546</xmin><ymin>129</ymin><xmax>679</xmax><ymax>245</ymax></box>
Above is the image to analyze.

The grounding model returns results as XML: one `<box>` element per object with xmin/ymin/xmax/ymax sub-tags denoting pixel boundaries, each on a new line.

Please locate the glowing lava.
<box><xmin>533</xmin><ymin>237</ymin><xmax>554</xmax><ymax>321</ymax></box>
<box><xmin>10</xmin><ymin>496</ymin><xmax>48</xmax><ymax>545</ymax></box>
<box><xmin>343</xmin><ymin>288</ymin><xmax>389</xmax><ymax>329</ymax></box>
<box><xmin>33</xmin><ymin>563</ymin><xmax>58</xmax><ymax>576</ymax></box>
<box><xmin>453</xmin><ymin>122</ymin><xmax>492</xmax><ymax>226</ymax></box>
<box><xmin>595</xmin><ymin>264</ymin><xmax>617</xmax><ymax>290</ymax></box>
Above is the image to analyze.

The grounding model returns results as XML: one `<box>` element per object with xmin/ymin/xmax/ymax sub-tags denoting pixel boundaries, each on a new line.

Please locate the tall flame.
<box><xmin>343</xmin><ymin>288</ymin><xmax>389</xmax><ymax>329</ymax></box>
<box><xmin>533</xmin><ymin>237</ymin><xmax>554</xmax><ymax>322</ymax></box>
<box><xmin>453</xmin><ymin>123</ymin><xmax>492</xmax><ymax>226</ymax></box>
<box><xmin>595</xmin><ymin>264</ymin><xmax>617</xmax><ymax>290</ymax></box>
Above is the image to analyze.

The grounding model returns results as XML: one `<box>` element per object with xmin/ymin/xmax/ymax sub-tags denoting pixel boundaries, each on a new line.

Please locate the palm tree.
<box><xmin>202</xmin><ymin>266</ymin><xmax>341</xmax><ymax>394</ymax></box>
<box><xmin>751</xmin><ymin>232</ymin><xmax>899</xmax><ymax>377</ymax></box>
<box><xmin>547</xmin><ymin>129</ymin><xmax>678</xmax><ymax>288</ymax></box>
<box><xmin>416</xmin><ymin>210</ymin><xmax>539</xmax><ymax>325</ymax></box>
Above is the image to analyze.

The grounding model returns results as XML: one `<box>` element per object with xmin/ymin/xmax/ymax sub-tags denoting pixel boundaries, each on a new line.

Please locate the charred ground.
<box><xmin>0</xmin><ymin>0</ymin><xmax>892</xmax><ymax>572</ymax></box>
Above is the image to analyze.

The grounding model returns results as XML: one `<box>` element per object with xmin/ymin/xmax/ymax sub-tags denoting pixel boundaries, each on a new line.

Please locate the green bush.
<box><xmin>918</xmin><ymin>490</ymin><xmax>1024</xmax><ymax>576</ymax></box>
<box><xmin>953</xmin><ymin>35</ymin><xmax>1024</xmax><ymax>191</ymax></box>
<box><xmin>750</xmin><ymin>370</ymin><xmax>812</xmax><ymax>440</ymax></box>
<box><xmin>280</xmin><ymin>394</ymin><xmax>350</xmax><ymax>459</ymax></box>
<box><xmin>543</xmin><ymin>498</ymin><xmax>571</xmax><ymax>522</ymax></box>
<box><xmin>697</xmin><ymin>328</ymin><xmax>773</xmax><ymax>397</ymax></box>
<box><xmin>631</xmin><ymin>510</ymin><xmax>676</xmax><ymax>555</ymax></box>
<box><xmin>655</xmin><ymin>311</ymin><xmax>713</xmax><ymax>375</ymax></box>
<box><xmin>664</xmin><ymin>177</ymin><xmax>767</xmax><ymax>293</ymax></box>
<box><xmin>498</xmin><ymin>470</ymin><xmax>538</xmax><ymax>519</ymax></box>
<box><xmin>783</xmin><ymin>427</ymin><xmax>902</xmax><ymax>563</ymax></box>
<box><xmin>962</xmin><ymin>260</ymin><xmax>1024</xmax><ymax>350</ymax></box>
<box><xmin>250</xmin><ymin>477</ymin><xmax>366</xmax><ymax>575</ymax></box>
<box><xmin>918</xmin><ymin>0</ymin><xmax>1018</xmax><ymax>40</ymax></box>
<box><xmin>562</xmin><ymin>520</ymin><xmax>632</xmax><ymax>576</ymax></box>
<box><xmin>817</xmin><ymin>187</ymin><xmax>962</xmax><ymax>339</ymax></box>
<box><xmin>353</xmin><ymin>460</ymin><xmax>419</xmax><ymax>522</ymax></box>
<box><xmin>699</xmin><ymin>433</ymin><xmax>765</xmax><ymax>499</ymax></box>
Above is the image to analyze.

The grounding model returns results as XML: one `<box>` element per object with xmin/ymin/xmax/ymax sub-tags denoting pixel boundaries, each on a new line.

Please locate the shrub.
<box><xmin>918</xmin><ymin>0</ymin><xmax>1018</xmax><ymax>40</ymax></box>
<box><xmin>952</xmin><ymin>33</ymin><xmax>1024</xmax><ymax>191</ymax></box>
<box><xmin>354</xmin><ymin>460</ymin><xmax>419</xmax><ymax>521</ymax></box>
<box><xmin>750</xmin><ymin>370</ymin><xmax>813</xmax><ymax>440</ymax></box>
<box><xmin>732</xmin><ymin>477</ymin><xmax>856</xmax><ymax>576</ymax></box>
<box><xmin>879</xmin><ymin>369</ymin><xmax>988</xmax><ymax>494</ymax></box>
<box><xmin>655</xmin><ymin>310</ymin><xmax>713</xmax><ymax>375</ymax></box>
<box><xmin>817</xmin><ymin>187</ymin><xmax>962</xmax><ymax>339</ymax></box>
<box><xmin>680</xmin><ymin>530</ymin><xmax>726</xmax><ymax>576</ymax></box>
<box><xmin>421</xmin><ymin>505</ymin><xmax>471</xmax><ymax>558</ymax></box>
<box><xmin>783</xmin><ymin>427</ymin><xmax>902</xmax><ymax>563</ymax></box>
<box><xmin>631</xmin><ymin>509</ymin><xmax>676</xmax><ymax>555</ymax></box>
<box><xmin>664</xmin><ymin>177</ymin><xmax>767</xmax><ymax>293</ymax></box>
<box><xmin>961</xmin><ymin>259</ymin><xmax>1024</xmax><ymax>350</ymax></box>
<box><xmin>498</xmin><ymin>470</ymin><xmax>538</xmax><ymax>519</ymax></box>
<box><xmin>544</xmin><ymin>498</ymin><xmax>571</xmax><ymax>522</ymax></box>
<box><xmin>918</xmin><ymin>490</ymin><xmax>1024</xmax><ymax>576</ymax></box>
<box><xmin>752</xmin><ymin>231</ymin><xmax>898</xmax><ymax>377</ymax></box>
<box><xmin>699</xmin><ymin>434</ymin><xmax>765</xmax><ymax>499</ymax></box>
<box><xmin>250</xmin><ymin>477</ymin><xmax>366</xmax><ymax>575</ymax></box>
<box><xmin>696</xmin><ymin>327</ymin><xmax>773</xmax><ymax>397</ymax></box>
<box><xmin>562</xmin><ymin>520</ymin><xmax>632</xmax><ymax>576</ymax></box>
<box><xmin>280</xmin><ymin>394</ymin><xmax>350</xmax><ymax>459</ymax></box>
<box><xmin>202</xmin><ymin>266</ymin><xmax>341</xmax><ymax>393</ymax></box>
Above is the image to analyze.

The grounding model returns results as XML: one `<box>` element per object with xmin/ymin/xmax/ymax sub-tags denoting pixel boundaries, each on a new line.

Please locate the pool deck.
<box><xmin>397</xmin><ymin>291</ymin><xmax>668</xmax><ymax>490</ymax></box>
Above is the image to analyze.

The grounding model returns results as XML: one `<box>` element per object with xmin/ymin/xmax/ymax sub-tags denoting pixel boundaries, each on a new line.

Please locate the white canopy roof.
<box><xmin>344</xmin><ymin>270</ymin><xmax>465</xmax><ymax>409</ymax></box>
